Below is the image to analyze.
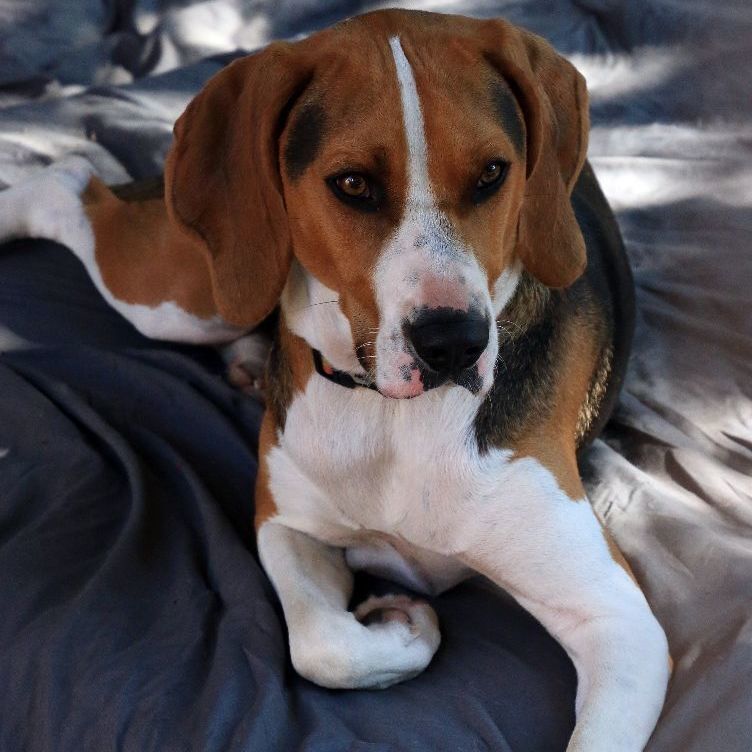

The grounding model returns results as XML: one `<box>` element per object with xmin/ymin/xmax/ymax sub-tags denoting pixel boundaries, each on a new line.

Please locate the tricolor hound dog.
<box><xmin>0</xmin><ymin>10</ymin><xmax>670</xmax><ymax>751</ymax></box>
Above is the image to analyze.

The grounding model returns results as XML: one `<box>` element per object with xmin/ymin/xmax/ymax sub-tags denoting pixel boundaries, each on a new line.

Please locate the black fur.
<box><xmin>284</xmin><ymin>103</ymin><xmax>326</xmax><ymax>180</ymax></box>
<box><xmin>474</xmin><ymin>276</ymin><xmax>561</xmax><ymax>451</ymax></box>
<box><xmin>491</xmin><ymin>80</ymin><xmax>525</xmax><ymax>156</ymax></box>
<box><xmin>571</xmin><ymin>162</ymin><xmax>635</xmax><ymax>451</ymax></box>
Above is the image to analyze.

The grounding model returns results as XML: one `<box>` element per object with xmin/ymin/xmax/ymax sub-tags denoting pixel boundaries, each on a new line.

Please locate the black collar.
<box><xmin>312</xmin><ymin>348</ymin><xmax>378</xmax><ymax>391</ymax></box>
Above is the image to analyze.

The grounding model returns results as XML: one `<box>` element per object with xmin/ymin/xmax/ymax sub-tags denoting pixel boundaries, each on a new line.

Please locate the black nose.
<box><xmin>407</xmin><ymin>310</ymin><xmax>489</xmax><ymax>376</ymax></box>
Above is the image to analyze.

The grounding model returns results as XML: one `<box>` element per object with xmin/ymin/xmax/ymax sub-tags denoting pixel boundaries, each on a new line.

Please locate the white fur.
<box><xmin>388</xmin><ymin>36</ymin><xmax>431</xmax><ymax>207</ymax></box>
<box><xmin>257</xmin><ymin>521</ymin><xmax>440</xmax><ymax>689</ymax></box>
<box><xmin>0</xmin><ymin>158</ymin><xmax>244</xmax><ymax>344</ymax></box>
<box><xmin>282</xmin><ymin>260</ymin><xmax>365</xmax><ymax>376</ymax></box>
<box><xmin>265</xmin><ymin>377</ymin><xmax>669</xmax><ymax>749</ymax></box>
<box><xmin>492</xmin><ymin>259</ymin><xmax>522</xmax><ymax>317</ymax></box>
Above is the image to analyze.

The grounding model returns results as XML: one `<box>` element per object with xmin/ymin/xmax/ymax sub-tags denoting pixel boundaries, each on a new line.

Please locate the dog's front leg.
<box><xmin>446</xmin><ymin>456</ymin><xmax>670</xmax><ymax>752</ymax></box>
<box><xmin>256</xmin><ymin>521</ymin><xmax>441</xmax><ymax>689</ymax></box>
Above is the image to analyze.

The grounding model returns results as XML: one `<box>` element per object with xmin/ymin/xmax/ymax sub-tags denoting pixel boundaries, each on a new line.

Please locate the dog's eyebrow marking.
<box><xmin>284</xmin><ymin>102</ymin><xmax>326</xmax><ymax>180</ymax></box>
<box><xmin>389</xmin><ymin>36</ymin><xmax>431</xmax><ymax>208</ymax></box>
<box><xmin>491</xmin><ymin>80</ymin><xmax>525</xmax><ymax>156</ymax></box>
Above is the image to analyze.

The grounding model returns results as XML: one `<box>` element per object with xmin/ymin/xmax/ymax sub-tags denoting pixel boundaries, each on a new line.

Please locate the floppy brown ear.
<box><xmin>484</xmin><ymin>21</ymin><xmax>589</xmax><ymax>288</ymax></box>
<box><xmin>164</xmin><ymin>44</ymin><xmax>312</xmax><ymax>327</ymax></box>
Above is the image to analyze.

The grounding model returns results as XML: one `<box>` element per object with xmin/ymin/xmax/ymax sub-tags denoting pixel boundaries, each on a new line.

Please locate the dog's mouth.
<box><xmin>373</xmin><ymin>355</ymin><xmax>486</xmax><ymax>400</ymax></box>
<box><xmin>363</xmin><ymin>309</ymin><xmax>495</xmax><ymax>400</ymax></box>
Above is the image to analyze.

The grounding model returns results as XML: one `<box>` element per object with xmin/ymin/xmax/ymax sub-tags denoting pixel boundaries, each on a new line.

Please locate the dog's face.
<box><xmin>280</xmin><ymin>32</ymin><xmax>526</xmax><ymax>398</ymax></box>
<box><xmin>164</xmin><ymin>10</ymin><xmax>589</xmax><ymax>398</ymax></box>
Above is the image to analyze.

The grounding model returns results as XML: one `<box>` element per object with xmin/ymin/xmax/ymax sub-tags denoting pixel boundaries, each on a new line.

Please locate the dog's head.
<box><xmin>165</xmin><ymin>10</ymin><xmax>589</xmax><ymax>398</ymax></box>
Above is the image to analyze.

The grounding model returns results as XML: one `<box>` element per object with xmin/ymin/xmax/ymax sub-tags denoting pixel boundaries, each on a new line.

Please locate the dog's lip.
<box><xmin>375</xmin><ymin>369</ymin><xmax>447</xmax><ymax>399</ymax></box>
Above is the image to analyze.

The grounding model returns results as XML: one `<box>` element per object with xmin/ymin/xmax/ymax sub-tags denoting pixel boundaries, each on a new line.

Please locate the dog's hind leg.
<box><xmin>0</xmin><ymin>159</ymin><xmax>245</xmax><ymax>344</ymax></box>
<box><xmin>257</xmin><ymin>520</ymin><xmax>441</xmax><ymax>689</ymax></box>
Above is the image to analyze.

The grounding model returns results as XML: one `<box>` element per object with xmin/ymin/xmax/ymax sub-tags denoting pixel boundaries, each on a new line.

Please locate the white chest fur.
<box><xmin>265</xmin><ymin>374</ymin><xmax>514</xmax><ymax>593</ymax></box>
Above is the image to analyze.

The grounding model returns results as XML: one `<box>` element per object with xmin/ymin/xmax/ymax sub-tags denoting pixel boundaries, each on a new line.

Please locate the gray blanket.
<box><xmin>1</xmin><ymin>1</ymin><xmax>750</xmax><ymax>750</ymax></box>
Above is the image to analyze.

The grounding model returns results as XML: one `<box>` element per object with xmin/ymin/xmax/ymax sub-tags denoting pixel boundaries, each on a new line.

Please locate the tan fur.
<box><xmin>477</xmin><ymin>18</ymin><xmax>589</xmax><ymax>288</ymax></box>
<box><xmin>84</xmin><ymin>177</ymin><xmax>217</xmax><ymax>317</ymax></box>
<box><xmin>254</xmin><ymin>322</ymin><xmax>316</xmax><ymax>530</ymax></box>
<box><xmin>254</xmin><ymin>411</ymin><xmax>280</xmax><ymax>529</ymax></box>
<box><xmin>510</xmin><ymin>319</ymin><xmax>600</xmax><ymax>500</ymax></box>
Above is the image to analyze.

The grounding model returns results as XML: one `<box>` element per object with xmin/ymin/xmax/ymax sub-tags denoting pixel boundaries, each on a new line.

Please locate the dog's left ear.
<box><xmin>484</xmin><ymin>21</ymin><xmax>589</xmax><ymax>288</ymax></box>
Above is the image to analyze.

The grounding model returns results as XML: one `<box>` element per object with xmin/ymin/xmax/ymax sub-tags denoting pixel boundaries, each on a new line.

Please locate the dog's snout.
<box><xmin>407</xmin><ymin>310</ymin><xmax>489</xmax><ymax>376</ymax></box>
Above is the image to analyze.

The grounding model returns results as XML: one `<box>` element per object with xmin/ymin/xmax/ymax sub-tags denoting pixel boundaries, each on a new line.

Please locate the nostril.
<box><xmin>462</xmin><ymin>344</ymin><xmax>485</xmax><ymax>368</ymax></box>
<box><xmin>424</xmin><ymin>347</ymin><xmax>449</xmax><ymax>367</ymax></box>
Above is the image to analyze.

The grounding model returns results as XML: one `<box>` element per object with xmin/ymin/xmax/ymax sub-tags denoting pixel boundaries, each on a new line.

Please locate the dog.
<box><xmin>0</xmin><ymin>10</ymin><xmax>670</xmax><ymax>751</ymax></box>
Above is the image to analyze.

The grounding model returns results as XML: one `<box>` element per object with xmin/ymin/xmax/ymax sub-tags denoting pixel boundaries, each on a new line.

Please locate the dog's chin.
<box><xmin>376</xmin><ymin>371</ymin><xmax>433</xmax><ymax>399</ymax></box>
<box><xmin>377</xmin><ymin>382</ymin><xmax>427</xmax><ymax>399</ymax></box>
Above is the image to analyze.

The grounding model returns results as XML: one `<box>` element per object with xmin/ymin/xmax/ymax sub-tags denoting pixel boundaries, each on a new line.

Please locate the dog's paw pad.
<box><xmin>359</xmin><ymin>605</ymin><xmax>413</xmax><ymax>627</ymax></box>
<box><xmin>221</xmin><ymin>333</ymin><xmax>271</xmax><ymax>398</ymax></box>
<box><xmin>355</xmin><ymin>594</ymin><xmax>439</xmax><ymax>640</ymax></box>
<box><xmin>226</xmin><ymin>359</ymin><xmax>265</xmax><ymax>396</ymax></box>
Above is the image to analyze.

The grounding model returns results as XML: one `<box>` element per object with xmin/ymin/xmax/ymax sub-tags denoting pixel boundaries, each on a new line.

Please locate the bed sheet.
<box><xmin>1</xmin><ymin>1</ymin><xmax>751</xmax><ymax>750</ymax></box>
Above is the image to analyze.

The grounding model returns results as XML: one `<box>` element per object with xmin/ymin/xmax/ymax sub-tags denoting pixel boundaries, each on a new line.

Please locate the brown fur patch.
<box><xmin>266</xmin><ymin>319</ymin><xmax>317</xmax><ymax>429</ymax></box>
<box><xmin>83</xmin><ymin>177</ymin><xmax>218</xmax><ymax>317</ymax></box>
<box><xmin>254</xmin><ymin>410</ymin><xmax>280</xmax><ymax>530</ymax></box>
<box><xmin>255</xmin><ymin>318</ymin><xmax>318</xmax><ymax>530</ymax></box>
<box><xmin>415</xmin><ymin>50</ymin><xmax>525</xmax><ymax>288</ymax></box>
<box><xmin>110</xmin><ymin>175</ymin><xmax>164</xmax><ymax>202</ymax></box>
<box><xmin>576</xmin><ymin>344</ymin><xmax>613</xmax><ymax>444</ymax></box>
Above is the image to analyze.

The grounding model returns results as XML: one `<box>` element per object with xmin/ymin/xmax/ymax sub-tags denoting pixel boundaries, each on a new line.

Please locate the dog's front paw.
<box><xmin>289</xmin><ymin>595</ymin><xmax>441</xmax><ymax>690</ymax></box>
<box><xmin>352</xmin><ymin>594</ymin><xmax>441</xmax><ymax>688</ymax></box>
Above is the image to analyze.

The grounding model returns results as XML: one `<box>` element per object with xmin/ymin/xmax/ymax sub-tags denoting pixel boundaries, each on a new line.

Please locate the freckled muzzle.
<box><xmin>404</xmin><ymin>308</ymin><xmax>489</xmax><ymax>392</ymax></box>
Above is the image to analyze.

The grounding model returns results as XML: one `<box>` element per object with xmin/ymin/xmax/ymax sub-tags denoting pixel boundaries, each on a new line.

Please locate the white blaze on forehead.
<box><xmin>388</xmin><ymin>36</ymin><xmax>430</xmax><ymax>207</ymax></box>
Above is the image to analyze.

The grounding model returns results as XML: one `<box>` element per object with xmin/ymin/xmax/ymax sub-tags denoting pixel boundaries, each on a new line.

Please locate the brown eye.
<box><xmin>328</xmin><ymin>171</ymin><xmax>380</xmax><ymax>212</ymax></box>
<box><xmin>335</xmin><ymin>173</ymin><xmax>371</xmax><ymax>198</ymax></box>
<box><xmin>473</xmin><ymin>159</ymin><xmax>509</xmax><ymax>204</ymax></box>
<box><xmin>477</xmin><ymin>160</ymin><xmax>508</xmax><ymax>189</ymax></box>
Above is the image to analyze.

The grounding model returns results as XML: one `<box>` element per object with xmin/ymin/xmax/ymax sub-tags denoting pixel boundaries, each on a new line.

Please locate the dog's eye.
<box><xmin>473</xmin><ymin>160</ymin><xmax>509</xmax><ymax>203</ymax></box>
<box><xmin>336</xmin><ymin>174</ymin><xmax>371</xmax><ymax>198</ymax></box>
<box><xmin>476</xmin><ymin>160</ymin><xmax>509</xmax><ymax>190</ymax></box>
<box><xmin>328</xmin><ymin>172</ymin><xmax>380</xmax><ymax>212</ymax></box>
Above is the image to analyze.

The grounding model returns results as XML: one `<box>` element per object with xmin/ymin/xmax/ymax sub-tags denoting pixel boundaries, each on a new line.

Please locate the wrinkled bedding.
<box><xmin>0</xmin><ymin>1</ymin><xmax>750</xmax><ymax>750</ymax></box>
